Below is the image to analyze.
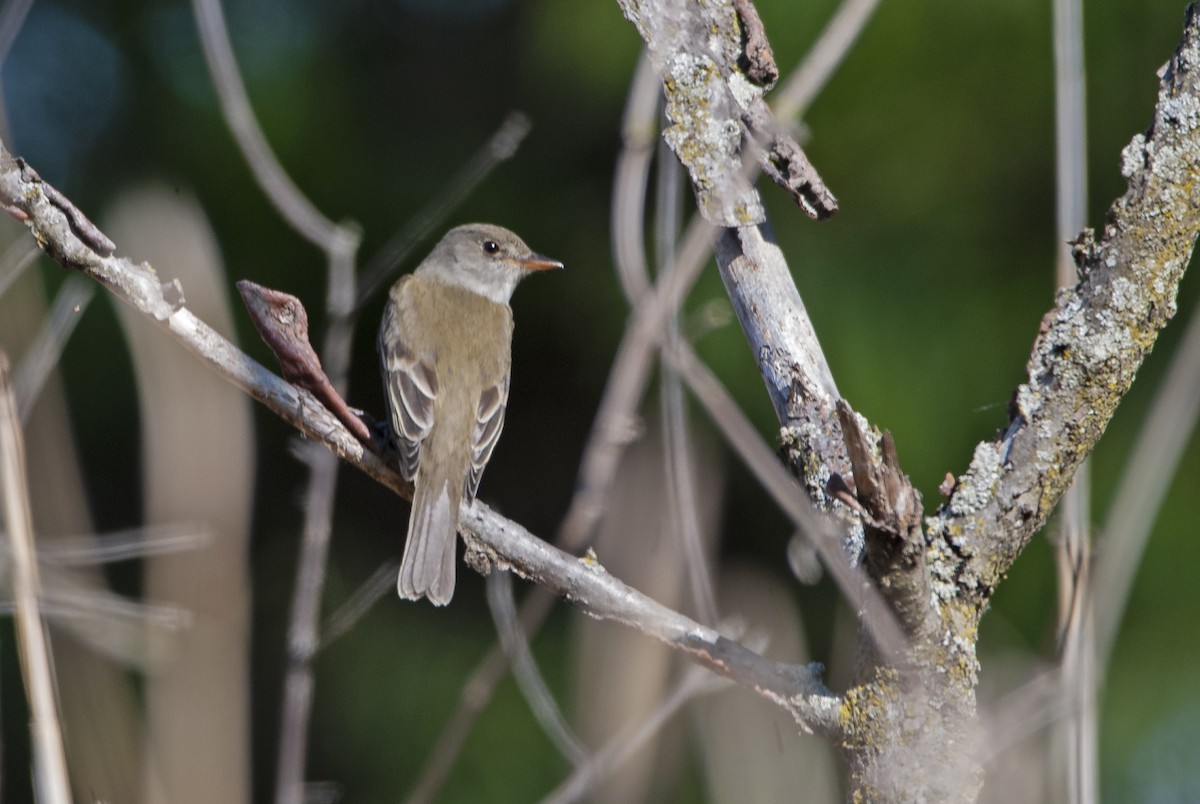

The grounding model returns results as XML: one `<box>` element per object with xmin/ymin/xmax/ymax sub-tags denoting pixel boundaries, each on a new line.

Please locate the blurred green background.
<box><xmin>2</xmin><ymin>0</ymin><xmax>1198</xmax><ymax>801</ymax></box>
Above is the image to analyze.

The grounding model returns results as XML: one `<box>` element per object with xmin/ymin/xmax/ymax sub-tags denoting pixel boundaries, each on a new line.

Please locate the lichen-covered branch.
<box><xmin>616</xmin><ymin>1</ymin><xmax>1200</xmax><ymax>801</ymax></box>
<box><xmin>838</xmin><ymin>8</ymin><xmax>1200</xmax><ymax>800</ymax></box>
<box><xmin>711</xmin><ymin>224</ymin><xmax>853</xmax><ymax>483</ymax></box>
<box><xmin>928</xmin><ymin>4</ymin><xmax>1200</xmax><ymax>608</ymax></box>
<box><xmin>614</xmin><ymin>0</ymin><xmax>852</xmax><ymax>524</ymax></box>
<box><xmin>614</xmin><ymin>0</ymin><xmax>836</xmax><ymax>224</ymax></box>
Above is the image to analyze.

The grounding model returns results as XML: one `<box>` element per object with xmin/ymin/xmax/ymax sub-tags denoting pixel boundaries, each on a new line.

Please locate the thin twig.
<box><xmin>191</xmin><ymin>0</ymin><xmax>347</xmax><ymax>250</ymax></box>
<box><xmin>486</xmin><ymin>571</ymin><xmax>589</xmax><ymax>766</ymax></box>
<box><xmin>542</xmin><ymin>665</ymin><xmax>727</xmax><ymax>804</ymax></box>
<box><xmin>611</xmin><ymin>52</ymin><xmax>662</xmax><ymax>303</ymax></box>
<box><xmin>1052</xmin><ymin>0</ymin><xmax>1094</xmax><ymax>797</ymax></box>
<box><xmin>0</xmin><ymin>0</ymin><xmax>33</xmax><ymax>70</ymax></box>
<box><xmin>1093</xmin><ymin>298</ymin><xmax>1200</xmax><ymax>664</ymax></box>
<box><xmin>557</xmin><ymin>213</ymin><xmax>714</xmax><ymax>551</ymax></box>
<box><xmin>0</xmin><ymin>238</ymin><xmax>39</xmax><ymax>300</ymax></box>
<box><xmin>34</xmin><ymin>568</ymin><xmax>193</xmax><ymax>632</ymax></box>
<box><xmin>771</xmin><ymin>0</ymin><xmax>882</xmax><ymax>123</ymax></box>
<box><xmin>0</xmin><ymin>353</ymin><xmax>73</xmax><ymax>804</ymax></box>
<box><xmin>461</xmin><ymin>504</ymin><xmax>839</xmax><ymax>726</ymax></box>
<box><xmin>36</xmin><ymin>522</ymin><xmax>213</xmax><ymax>565</ymax></box>
<box><xmin>9</xmin><ymin>566</ymin><xmax>191</xmax><ymax>668</ymax></box>
<box><xmin>13</xmin><ymin>276</ymin><xmax>94</xmax><ymax>420</ymax></box>
<box><xmin>318</xmin><ymin>559</ymin><xmax>400</xmax><ymax>652</ymax></box>
<box><xmin>978</xmin><ymin>666</ymin><xmax>1068</xmax><ymax>766</ymax></box>
<box><xmin>355</xmin><ymin>111</ymin><xmax>532</xmax><ymax>309</ymax></box>
<box><xmin>656</xmin><ymin>146</ymin><xmax>718</xmax><ymax>625</ymax></box>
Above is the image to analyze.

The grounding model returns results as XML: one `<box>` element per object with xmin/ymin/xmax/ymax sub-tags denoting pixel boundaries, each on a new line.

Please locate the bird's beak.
<box><xmin>518</xmin><ymin>252</ymin><xmax>564</xmax><ymax>272</ymax></box>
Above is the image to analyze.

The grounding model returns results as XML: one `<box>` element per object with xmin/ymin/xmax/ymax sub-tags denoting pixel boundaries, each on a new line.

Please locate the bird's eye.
<box><xmin>482</xmin><ymin>240</ymin><xmax>500</xmax><ymax>255</ymax></box>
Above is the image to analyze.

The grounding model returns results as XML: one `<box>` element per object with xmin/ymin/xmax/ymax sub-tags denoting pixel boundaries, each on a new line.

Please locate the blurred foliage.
<box><xmin>2</xmin><ymin>0</ymin><xmax>1198</xmax><ymax>800</ymax></box>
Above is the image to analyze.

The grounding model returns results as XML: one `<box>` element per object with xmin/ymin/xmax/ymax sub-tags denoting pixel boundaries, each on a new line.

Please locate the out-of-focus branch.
<box><xmin>0</xmin><ymin>238</ymin><xmax>38</xmax><ymax>299</ymax></box>
<box><xmin>191</xmin><ymin>5</ymin><xmax>361</xmax><ymax>801</ymax></box>
<box><xmin>0</xmin><ymin>354</ymin><xmax>72</xmax><ymax>804</ymax></box>
<box><xmin>192</xmin><ymin>0</ymin><xmax>351</xmax><ymax>254</ymax></box>
<box><xmin>1093</xmin><ymin>296</ymin><xmax>1200</xmax><ymax>665</ymax></box>
<box><xmin>1050</xmin><ymin>0</ymin><xmax>1095</xmax><ymax>800</ymax></box>
<box><xmin>13</xmin><ymin>276</ymin><xmax>94</xmax><ymax>420</ymax></box>
<box><xmin>485</xmin><ymin>571</ymin><xmax>588</xmax><ymax>766</ymax></box>
<box><xmin>542</xmin><ymin>664</ymin><xmax>727</xmax><ymax>804</ymax></box>
<box><xmin>354</xmin><ymin>111</ymin><xmax>532</xmax><ymax>309</ymax></box>
<box><xmin>771</xmin><ymin>0</ymin><xmax>881</xmax><ymax>123</ymax></box>
<box><xmin>0</xmin><ymin>139</ymin><xmax>842</xmax><ymax>733</ymax></box>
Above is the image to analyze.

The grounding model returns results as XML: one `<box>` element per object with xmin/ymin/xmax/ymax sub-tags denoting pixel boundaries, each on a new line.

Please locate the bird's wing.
<box><xmin>379</xmin><ymin>298</ymin><xmax>438</xmax><ymax>482</ymax></box>
<box><xmin>466</xmin><ymin>375</ymin><xmax>509</xmax><ymax>500</ymax></box>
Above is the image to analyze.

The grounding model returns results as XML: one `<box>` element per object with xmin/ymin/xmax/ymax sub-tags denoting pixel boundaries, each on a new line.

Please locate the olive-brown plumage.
<box><xmin>379</xmin><ymin>224</ymin><xmax>561</xmax><ymax>605</ymax></box>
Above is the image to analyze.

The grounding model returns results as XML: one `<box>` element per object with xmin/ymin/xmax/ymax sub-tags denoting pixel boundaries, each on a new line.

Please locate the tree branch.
<box><xmin>929</xmin><ymin>3</ymin><xmax>1200</xmax><ymax>606</ymax></box>
<box><xmin>0</xmin><ymin>138</ymin><xmax>840</xmax><ymax>733</ymax></box>
<box><xmin>614</xmin><ymin>0</ymin><xmax>837</xmax><ymax>223</ymax></box>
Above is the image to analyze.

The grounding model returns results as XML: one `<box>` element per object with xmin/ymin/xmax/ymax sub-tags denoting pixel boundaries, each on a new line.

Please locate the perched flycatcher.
<box><xmin>379</xmin><ymin>223</ymin><xmax>562</xmax><ymax>605</ymax></box>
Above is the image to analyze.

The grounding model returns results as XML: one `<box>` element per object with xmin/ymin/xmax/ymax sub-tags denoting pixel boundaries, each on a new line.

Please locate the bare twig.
<box><xmin>355</xmin><ymin>111</ymin><xmax>532</xmax><ymax>308</ymax></box>
<box><xmin>0</xmin><ymin>237</ymin><xmax>39</xmax><ymax>299</ymax></box>
<box><xmin>611</xmin><ymin>52</ymin><xmax>660</xmax><ymax>303</ymax></box>
<box><xmin>556</xmin><ymin>212</ymin><xmax>716</xmax><ymax>563</ymax></box>
<box><xmin>191</xmin><ymin>0</ymin><xmax>347</xmax><ymax>251</ymax></box>
<box><xmin>542</xmin><ymin>665</ymin><xmax>727</xmax><ymax>804</ymax></box>
<box><xmin>1093</xmin><ymin>297</ymin><xmax>1200</xmax><ymax>664</ymax></box>
<box><xmin>486</xmin><ymin>571</ymin><xmax>589</xmax><ymax>766</ymax></box>
<box><xmin>318</xmin><ymin>559</ymin><xmax>400</xmax><ymax>652</ymax></box>
<box><xmin>978</xmin><ymin>667</ymin><xmax>1068</xmax><ymax>765</ymax></box>
<box><xmin>461</xmin><ymin>504</ymin><xmax>839</xmax><ymax>729</ymax></box>
<box><xmin>771</xmin><ymin>0</ymin><xmax>882</xmax><ymax>123</ymax></box>
<box><xmin>1051</xmin><ymin>0</ymin><xmax>1096</xmax><ymax>799</ymax></box>
<box><xmin>13</xmin><ymin>276</ymin><xmax>93</xmax><ymax>420</ymax></box>
<box><xmin>0</xmin><ymin>353</ymin><xmax>73</xmax><ymax>804</ymax></box>
<box><xmin>731</xmin><ymin>0</ymin><xmax>778</xmax><ymax>87</ymax></box>
<box><xmin>614</xmin><ymin>0</ymin><xmax>765</xmax><ymax>225</ymax></box>
<box><xmin>656</xmin><ymin>143</ymin><xmax>719</xmax><ymax>625</ymax></box>
<box><xmin>741</xmin><ymin>99</ymin><xmax>838</xmax><ymax>220</ymax></box>
<box><xmin>36</xmin><ymin>522</ymin><xmax>213</xmax><ymax>565</ymax></box>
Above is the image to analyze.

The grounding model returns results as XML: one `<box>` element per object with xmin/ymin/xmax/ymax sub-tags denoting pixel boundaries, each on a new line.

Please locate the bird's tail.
<box><xmin>398</xmin><ymin>478</ymin><xmax>458</xmax><ymax>605</ymax></box>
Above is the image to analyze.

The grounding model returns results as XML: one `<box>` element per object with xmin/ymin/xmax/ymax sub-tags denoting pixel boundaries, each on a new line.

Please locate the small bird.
<box><xmin>379</xmin><ymin>224</ymin><xmax>562</xmax><ymax>605</ymax></box>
